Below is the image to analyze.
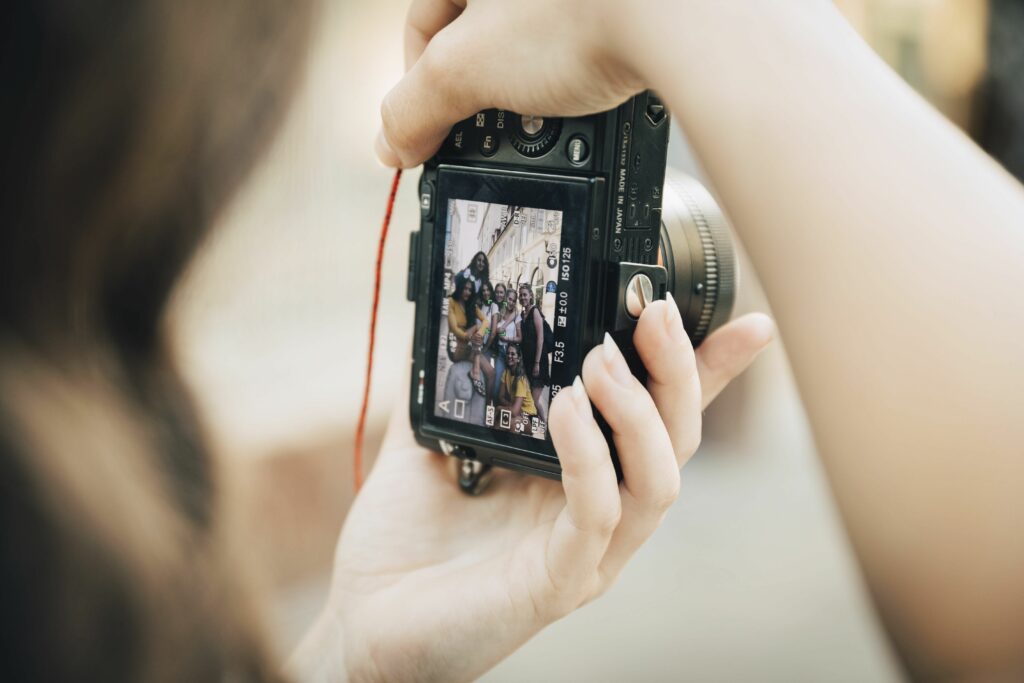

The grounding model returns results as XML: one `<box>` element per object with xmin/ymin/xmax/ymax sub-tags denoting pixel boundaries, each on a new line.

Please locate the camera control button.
<box><xmin>419</xmin><ymin>180</ymin><xmax>434</xmax><ymax>217</ymax></box>
<box><xmin>479</xmin><ymin>132</ymin><xmax>499</xmax><ymax>157</ymax></box>
<box><xmin>625</xmin><ymin>273</ymin><xmax>655</xmax><ymax>319</ymax></box>
<box><xmin>510</xmin><ymin>116</ymin><xmax>562</xmax><ymax>157</ymax></box>
<box><xmin>520</xmin><ymin>115</ymin><xmax>545</xmax><ymax>138</ymax></box>
<box><xmin>567</xmin><ymin>135</ymin><xmax>590</xmax><ymax>165</ymax></box>
<box><xmin>645</xmin><ymin>93</ymin><xmax>667</xmax><ymax>126</ymax></box>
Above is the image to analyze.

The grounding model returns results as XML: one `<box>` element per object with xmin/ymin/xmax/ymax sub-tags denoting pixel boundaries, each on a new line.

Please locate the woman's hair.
<box><xmin>519</xmin><ymin>283</ymin><xmax>534</xmax><ymax>308</ymax></box>
<box><xmin>452</xmin><ymin>272</ymin><xmax>473</xmax><ymax>303</ymax></box>
<box><xmin>467</xmin><ymin>251</ymin><xmax>490</xmax><ymax>282</ymax></box>
<box><xmin>504</xmin><ymin>343</ymin><xmax>526</xmax><ymax>383</ymax></box>
<box><xmin>0</xmin><ymin>1</ymin><xmax>314</xmax><ymax>681</ymax></box>
<box><xmin>478</xmin><ymin>280</ymin><xmax>494</xmax><ymax>306</ymax></box>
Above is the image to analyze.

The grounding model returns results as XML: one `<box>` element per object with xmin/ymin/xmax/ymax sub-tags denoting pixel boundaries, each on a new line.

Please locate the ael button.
<box><xmin>645</xmin><ymin>93</ymin><xmax>667</xmax><ymax>126</ymax></box>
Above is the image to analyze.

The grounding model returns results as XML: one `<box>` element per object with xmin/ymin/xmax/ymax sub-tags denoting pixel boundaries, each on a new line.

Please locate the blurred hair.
<box><xmin>452</xmin><ymin>271</ymin><xmax>473</xmax><ymax>303</ymax></box>
<box><xmin>467</xmin><ymin>250</ymin><xmax>489</xmax><ymax>282</ymax></box>
<box><xmin>479</xmin><ymin>280</ymin><xmax>494</xmax><ymax>305</ymax></box>
<box><xmin>0</xmin><ymin>1</ymin><xmax>314</xmax><ymax>680</ymax></box>
<box><xmin>504</xmin><ymin>343</ymin><xmax>526</xmax><ymax>382</ymax></box>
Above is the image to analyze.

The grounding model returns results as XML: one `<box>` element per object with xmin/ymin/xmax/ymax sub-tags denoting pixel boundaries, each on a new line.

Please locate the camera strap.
<box><xmin>353</xmin><ymin>169</ymin><xmax>403</xmax><ymax>492</ymax></box>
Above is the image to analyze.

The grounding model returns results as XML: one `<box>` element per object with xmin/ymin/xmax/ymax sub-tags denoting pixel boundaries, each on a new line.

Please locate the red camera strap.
<box><xmin>354</xmin><ymin>168</ymin><xmax>403</xmax><ymax>492</ymax></box>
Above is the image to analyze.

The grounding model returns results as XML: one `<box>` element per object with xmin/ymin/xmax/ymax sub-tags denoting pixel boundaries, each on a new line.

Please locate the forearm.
<box><xmin>532</xmin><ymin>317</ymin><xmax>543</xmax><ymax>364</ymax></box>
<box><xmin>627</xmin><ymin>0</ymin><xmax>1024</xmax><ymax>675</ymax></box>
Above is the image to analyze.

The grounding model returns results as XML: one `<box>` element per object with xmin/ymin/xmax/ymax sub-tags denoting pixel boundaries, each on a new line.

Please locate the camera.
<box><xmin>405</xmin><ymin>93</ymin><xmax>736</xmax><ymax>491</ymax></box>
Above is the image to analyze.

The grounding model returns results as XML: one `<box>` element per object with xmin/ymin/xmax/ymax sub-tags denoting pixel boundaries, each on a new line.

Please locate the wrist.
<box><xmin>595</xmin><ymin>0</ymin><xmax>670</xmax><ymax>88</ymax></box>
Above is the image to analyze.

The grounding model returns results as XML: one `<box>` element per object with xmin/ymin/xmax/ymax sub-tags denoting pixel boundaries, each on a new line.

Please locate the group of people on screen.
<box><xmin>447</xmin><ymin>252</ymin><xmax>551</xmax><ymax>435</ymax></box>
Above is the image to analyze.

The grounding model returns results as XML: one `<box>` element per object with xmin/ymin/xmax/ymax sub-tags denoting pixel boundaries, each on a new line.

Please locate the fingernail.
<box><xmin>602</xmin><ymin>332</ymin><xmax>634</xmax><ymax>387</ymax></box>
<box><xmin>664</xmin><ymin>292</ymin><xmax>688</xmax><ymax>344</ymax></box>
<box><xmin>374</xmin><ymin>128</ymin><xmax>401</xmax><ymax>168</ymax></box>
<box><xmin>571</xmin><ymin>375</ymin><xmax>592</xmax><ymax>418</ymax></box>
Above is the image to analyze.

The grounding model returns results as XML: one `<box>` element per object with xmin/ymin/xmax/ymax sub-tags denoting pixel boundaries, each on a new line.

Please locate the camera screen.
<box><xmin>433</xmin><ymin>199</ymin><xmax>566</xmax><ymax>440</ymax></box>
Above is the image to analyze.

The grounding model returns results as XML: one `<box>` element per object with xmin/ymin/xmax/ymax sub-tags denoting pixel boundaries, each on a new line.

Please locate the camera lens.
<box><xmin>658</xmin><ymin>170</ymin><xmax>737</xmax><ymax>347</ymax></box>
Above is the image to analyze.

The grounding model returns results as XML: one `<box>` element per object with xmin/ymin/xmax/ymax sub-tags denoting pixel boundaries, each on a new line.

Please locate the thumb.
<box><xmin>695</xmin><ymin>312</ymin><xmax>775</xmax><ymax>408</ymax></box>
<box><xmin>377</xmin><ymin>28</ymin><xmax>486</xmax><ymax>168</ymax></box>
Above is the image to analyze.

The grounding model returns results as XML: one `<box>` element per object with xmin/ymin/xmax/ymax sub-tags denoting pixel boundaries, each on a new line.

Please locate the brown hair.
<box><xmin>0</xmin><ymin>1</ymin><xmax>314</xmax><ymax>680</ymax></box>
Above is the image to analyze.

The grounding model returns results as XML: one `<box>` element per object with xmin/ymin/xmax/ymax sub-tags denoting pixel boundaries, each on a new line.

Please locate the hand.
<box><xmin>292</xmin><ymin>302</ymin><xmax>772</xmax><ymax>682</ymax></box>
<box><xmin>532</xmin><ymin>361</ymin><xmax>540</xmax><ymax>379</ymax></box>
<box><xmin>471</xmin><ymin>332</ymin><xmax>483</xmax><ymax>345</ymax></box>
<box><xmin>376</xmin><ymin>0</ymin><xmax>648</xmax><ymax>167</ymax></box>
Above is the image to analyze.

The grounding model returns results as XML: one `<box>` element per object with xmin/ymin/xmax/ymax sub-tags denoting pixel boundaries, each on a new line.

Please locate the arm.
<box><xmin>530</xmin><ymin>310</ymin><xmax>543</xmax><ymax>367</ymax></box>
<box><xmin>447</xmin><ymin>303</ymin><xmax>472</xmax><ymax>342</ymax></box>
<box><xmin>376</xmin><ymin>0</ymin><xmax>1024</xmax><ymax>676</ymax></box>
<box><xmin>632</xmin><ymin>4</ymin><xmax>1024</xmax><ymax>676</ymax></box>
<box><xmin>509</xmin><ymin>396</ymin><xmax>524</xmax><ymax>420</ymax></box>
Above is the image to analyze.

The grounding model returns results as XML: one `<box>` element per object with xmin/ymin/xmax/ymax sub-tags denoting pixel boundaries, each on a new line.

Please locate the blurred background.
<box><xmin>168</xmin><ymin>1</ymin><xmax>1022</xmax><ymax>680</ymax></box>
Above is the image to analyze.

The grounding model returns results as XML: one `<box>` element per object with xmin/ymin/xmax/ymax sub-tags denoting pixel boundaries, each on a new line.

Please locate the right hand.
<box><xmin>376</xmin><ymin>0</ymin><xmax>649</xmax><ymax>167</ymax></box>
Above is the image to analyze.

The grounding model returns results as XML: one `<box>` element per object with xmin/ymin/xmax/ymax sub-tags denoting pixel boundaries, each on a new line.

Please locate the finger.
<box><xmin>544</xmin><ymin>376</ymin><xmax>620</xmax><ymax>607</ymax></box>
<box><xmin>580</xmin><ymin>333</ymin><xmax>680</xmax><ymax>589</ymax></box>
<box><xmin>632</xmin><ymin>296</ymin><xmax>703</xmax><ymax>467</ymax></box>
<box><xmin>695</xmin><ymin>312</ymin><xmax>774</xmax><ymax>408</ymax></box>
<box><xmin>404</xmin><ymin>0</ymin><xmax>465</xmax><ymax>70</ymax></box>
<box><xmin>378</xmin><ymin>24</ymin><xmax>488</xmax><ymax>167</ymax></box>
<box><xmin>582</xmin><ymin>333</ymin><xmax>680</xmax><ymax>522</ymax></box>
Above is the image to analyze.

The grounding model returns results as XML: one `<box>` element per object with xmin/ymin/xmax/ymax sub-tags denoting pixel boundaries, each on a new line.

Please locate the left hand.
<box><xmin>532</xmin><ymin>361</ymin><xmax>540</xmax><ymax>378</ymax></box>
<box><xmin>291</xmin><ymin>301</ymin><xmax>773</xmax><ymax>682</ymax></box>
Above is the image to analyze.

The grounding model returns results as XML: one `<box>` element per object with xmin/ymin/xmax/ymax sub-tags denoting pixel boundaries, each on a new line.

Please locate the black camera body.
<box><xmin>406</xmin><ymin>93</ymin><xmax>687</xmax><ymax>485</ymax></box>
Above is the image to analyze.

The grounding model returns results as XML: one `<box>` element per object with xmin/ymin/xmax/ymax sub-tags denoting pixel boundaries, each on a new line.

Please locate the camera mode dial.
<box><xmin>510</xmin><ymin>115</ymin><xmax>562</xmax><ymax>158</ymax></box>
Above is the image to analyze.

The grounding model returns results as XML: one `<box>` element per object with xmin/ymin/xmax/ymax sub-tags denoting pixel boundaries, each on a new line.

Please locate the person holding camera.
<box><xmin>4</xmin><ymin>1</ymin><xmax>1024</xmax><ymax>683</ymax></box>
<box><xmin>364</xmin><ymin>0</ymin><xmax>1024</xmax><ymax>679</ymax></box>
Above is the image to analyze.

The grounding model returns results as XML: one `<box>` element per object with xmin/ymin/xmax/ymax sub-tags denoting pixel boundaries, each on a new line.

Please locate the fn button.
<box><xmin>480</xmin><ymin>133</ymin><xmax>499</xmax><ymax>156</ymax></box>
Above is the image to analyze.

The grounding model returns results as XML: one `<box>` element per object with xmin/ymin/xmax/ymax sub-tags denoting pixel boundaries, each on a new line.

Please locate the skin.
<box><xmin>363</xmin><ymin>0</ymin><xmax>1024</xmax><ymax>679</ymax></box>
<box><xmin>291</xmin><ymin>300</ymin><xmax>772</xmax><ymax>680</ymax></box>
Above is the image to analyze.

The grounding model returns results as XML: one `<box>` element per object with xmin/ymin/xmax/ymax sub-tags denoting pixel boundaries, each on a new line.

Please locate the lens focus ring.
<box><xmin>659</xmin><ymin>170</ymin><xmax>737</xmax><ymax>347</ymax></box>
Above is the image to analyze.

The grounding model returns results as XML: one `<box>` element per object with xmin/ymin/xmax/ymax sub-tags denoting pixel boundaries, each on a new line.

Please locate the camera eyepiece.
<box><xmin>658</xmin><ymin>170</ymin><xmax>737</xmax><ymax>347</ymax></box>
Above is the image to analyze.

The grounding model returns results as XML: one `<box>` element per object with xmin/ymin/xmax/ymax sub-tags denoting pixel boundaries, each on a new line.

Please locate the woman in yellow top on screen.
<box><xmin>446</xmin><ymin>272</ymin><xmax>481</xmax><ymax>363</ymax></box>
<box><xmin>497</xmin><ymin>343</ymin><xmax>537</xmax><ymax>433</ymax></box>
